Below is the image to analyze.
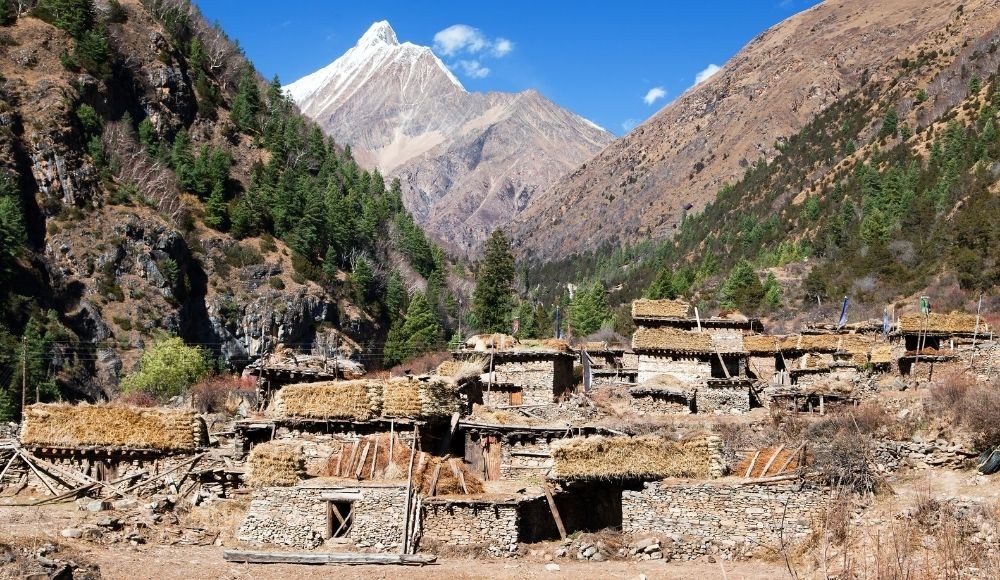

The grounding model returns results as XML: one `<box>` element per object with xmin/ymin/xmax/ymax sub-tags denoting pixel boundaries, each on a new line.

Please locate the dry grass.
<box><xmin>928</xmin><ymin>372</ymin><xmax>1000</xmax><ymax>449</ymax></box>
<box><xmin>898</xmin><ymin>311</ymin><xmax>989</xmax><ymax>334</ymax></box>
<box><xmin>632</xmin><ymin>298</ymin><xmax>691</xmax><ymax>318</ymax></box>
<box><xmin>413</xmin><ymin>455</ymin><xmax>485</xmax><ymax>496</ymax></box>
<box><xmin>20</xmin><ymin>403</ymin><xmax>196</xmax><ymax>451</ymax></box>
<box><xmin>632</xmin><ymin>327</ymin><xmax>712</xmax><ymax>352</ymax></box>
<box><xmin>274</xmin><ymin>380</ymin><xmax>383</xmax><ymax>421</ymax></box>
<box><xmin>246</xmin><ymin>441</ymin><xmax>304</xmax><ymax>487</ymax></box>
<box><xmin>550</xmin><ymin>435</ymin><xmax>719</xmax><ymax>480</ymax></box>
<box><xmin>436</xmin><ymin>357</ymin><xmax>487</xmax><ymax>380</ymax></box>
<box><xmin>744</xmin><ymin>334</ymin><xmax>785</xmax><ymax>353</ymax></box>
<box><xmin>382</xmin><ymin>377</ymin><xmax>461</xmax><ymax>419</ymax></box>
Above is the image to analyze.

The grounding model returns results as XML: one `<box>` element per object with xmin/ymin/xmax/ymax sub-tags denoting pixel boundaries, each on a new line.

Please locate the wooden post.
<box><xmin>743</xmin><ymin>450</ymin><xmax>761</xmax><ymax>478</ymax></box>
<box><xmin>970</xmin><ymin>293</ymin><xmax>983</xmax><ymax>368</ymax></box>
<box><xmin>355</xmin><ymin>443</ymin><xmax>371</xmax><ymax>479</ymax></box>
<box><xmin>401</xmin><ymin>427</ymin><xmax>418</xmax><ymax>553</ymax></box>
<box><xmin>715</xmin><ymin>349</ymin><xmax>732</xmax><ymax>379</ymax></box>
<box><xmin>819</xmin><ymin>395</ymin><xmax>825</xmax><ymax>416</ymax></box>
<box><xmin>694</xmin><ymin>307</ymin><xmax>702</xmax><ymax>333</ymax></box>
<box><xmin>369</xmin><ymin>438</ymin><xmax>379</xmax><ymax>479</ymax></box>
<box><xmin>759</xmin><ymin>444</ymin><xmax>785</xmax><ymax>478</ymax></box>
<box><xmin>448</xmin><ymin>459</ymin><xmax>467</xmax><ymax>494</ymax></box>
<box><xmin>543</xmin><ymin>483</ymin><xmax>567</xmax><ymax>540</ymax></box>
<box><xmin>427</xmin><ymin>463</ymin><xmax>442</xmax><ymax>497</ymax></box>
<box><xmin>775</xmin><ymin>442</ymin><xmax>806</xmax><ymax>474</ymax></box>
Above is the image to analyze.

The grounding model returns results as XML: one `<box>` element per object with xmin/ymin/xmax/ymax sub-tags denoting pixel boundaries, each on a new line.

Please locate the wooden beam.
<box><xmin>448</xmin><ymin>459</ymin><xmax>467</xmax><ymax>495</ymax></box>
<box><xmin>17</xmin><ymin>451</ymin><xmax>57</xmax><ymax>495</ymax></box>
<box><xmin>222</xmin><ymin>550</ymin><xmax>437</xmax><ymax>566</ymax></box>
<box><xmin>743</xmin><ymin>450</ymin><xmax>761</xmax><ymax>478</ymax></box>
<box><xmin>542</xmin><ymin>484</ymin><xmax>567</xmax><ymax>540</ymax></box>
<box><xmin>427</xmin><ymin>464</ymin><xmax>442</xmax><ymax>497</ymax></box>
<box><xmin>355</xmin><ymin>443</ymin><xmax>371</xmax><ymax>479</ymax></box>
<box><xmin>369</xmin><ymin>438</ymin><xmax>379</xmax><ymax>479</ymax></box>
<box><xmin>119</xmin><ymin>454</ymin><xmax>204</xmax><ymax>494</ymax></box>
<box><xmin>758</xmin><ymin>444</ymin><xmax>786</xmax><ymax>478</ymax></box>
<box><xmin>775</xmin><ymin>443</ymin><xmax>806</xmax><ymax>474</ymax></box>
<box><xmin>401</xmin><ymin>428</ymin><xmax>418</xmax><ymax>551</ymax></box>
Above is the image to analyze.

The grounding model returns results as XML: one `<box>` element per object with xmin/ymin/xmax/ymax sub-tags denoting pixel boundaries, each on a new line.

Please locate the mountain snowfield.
<box><xmin>284</xmin><ymin>21</ymin><xmax>613</xmax><ymax>256</ymax></box>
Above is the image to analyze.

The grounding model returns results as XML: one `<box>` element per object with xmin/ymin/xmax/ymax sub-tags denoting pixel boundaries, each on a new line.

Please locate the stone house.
<box><xmin>455</xmin><ymin>349</ymin><xmax>576</xmax><ymax>407</ymax></box>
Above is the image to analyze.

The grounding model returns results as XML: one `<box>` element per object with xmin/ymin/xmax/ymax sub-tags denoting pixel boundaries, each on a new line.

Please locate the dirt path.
<box><xmin>0</xmin><ymin>502</ymin><xmax>787</xmax><ymax>580</ymax></box>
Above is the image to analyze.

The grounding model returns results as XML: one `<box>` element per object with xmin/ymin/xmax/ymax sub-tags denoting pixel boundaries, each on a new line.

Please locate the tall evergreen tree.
<box><xmin>383</xmin><ymin>293</ymin><xmax>441</xmax><ymax>366</ymax></box>
<box><xmin>231</xmin><ymin>65</ymin><xmax>262</xmax><ymax>133</ymax></box>
<box><xmin>569</xmin><ymin>283</ymin><xmax>613</xmax><ymax>336</ymax></box>
<box><xmin>471</xmin><ymin>229</ymin><xmax>515</xmax><ymax>333</ymax></box>
<box><xmin>720</xmin><ymin>260</ymin><xmax>765</xmax><ymax>311</ymax></box>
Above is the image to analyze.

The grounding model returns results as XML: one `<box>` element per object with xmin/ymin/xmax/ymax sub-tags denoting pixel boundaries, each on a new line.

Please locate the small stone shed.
<box><xmin>419</xmin><ymin>495</ymin><xmax>523</xmax><ymax>556</ymax></box>
<box><xmin>622</xmin><ymin>480</ymin><xmax>831</xmax><ymax>561</ymax></box>
<box><xmin>454</xmin><ymin>348</ymin><xmax>576</xmax><ymax>407</ymax></box>
<box><xmin>237</xmin><ymin>482</ymin><xmax>409</xmax><ymax>550</ymax></box>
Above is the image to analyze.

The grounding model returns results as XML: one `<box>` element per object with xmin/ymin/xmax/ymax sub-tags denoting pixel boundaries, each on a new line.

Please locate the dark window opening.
<box><xmin>326</xmin><ymin>500</ymin><xmax>354</xmax><ymax>538</ymax></box>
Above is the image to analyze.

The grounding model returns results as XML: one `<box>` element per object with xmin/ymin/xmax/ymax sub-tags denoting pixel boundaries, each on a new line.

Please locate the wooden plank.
<box><xmin>448</xmin><ymin>459</ymin><xmax>467</xmax><ymax>495</ymax></box>
<box><xmin>401</xmin><ymin>428</ymin><xmax>418</xmax><ymax>551</ymax></box>
<box><xmin>427</xmin><ymin>464</ymin><xmax>442</xmax><ymax>497</ymax></box>
<box><xmin>758</xmin><ymin>444</ymin><xmax>786</xmax><ymax>478</ymax></box>
<box><xmin>343</xmin><ymin>441</ymin><xmax>360</xmax><ymax>477</ymax></box>
<box><xmin>222</xmin><ymin>550</ymin><xmax>437</xmax><ymax>566</ymax></box>
<box><xmin>484</xmin><ymin>436</ymin><xmax>501</xmax><ymax>482</ymax></box>
<box><xmin>0</xmin><ymin>453</ymin><xmax>18</xmax><ymax>483</ymax></box>
<box><xmin>355</xmin><ymin>443</ymin><xmax>371</xmax><ymax>479</ymax></box>
<box><xmin>369</xmin><ymin>438</ymin><xmax>379</xmax><ymax>479</ymax></box>
<box><xmin>743</xmin><ymin>450</ymin><xmax>761</xmax><ymax>478</ymax></box>
<box><xmin>17</xmin><ymin>451</ymin><xmax>57</xmax><ymax>495</ymax></box>
<box><xmin>775</xmin><ymin>443</ymin><xmax>806</xmax><ymax>474</ymax></box>
<box><xmin>542</xmin><ymin>484</ymin><xmax>567</xmax><ymax>540</ymax></box>
<box><xmin>120</xmin><ymin>454</ymin><xmax>204</xmax><ymax>494</ymax></box>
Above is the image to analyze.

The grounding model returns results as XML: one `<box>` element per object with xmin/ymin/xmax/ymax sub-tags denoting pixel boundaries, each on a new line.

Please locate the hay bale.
<box><xmin>744</xmin><ymin>335</ymin><xmax>784</xmax><ymax>354</ymax></box>
<box><xmin>382</xmin><ymin>377</ymin><xmax>461</xmax><ymax>420</ymax></box>
<box><xmin>436</xmin><ymin>357</ymin><xmax>487</xmax><ymax>380</ymax></box>
<box><xmin>870</xmin><ymin>345</ymin><xmax>893</xmax><ymax>364</ymax></box>
<box><xmin>898</xmin><ymin>312</ymin><xmax>988</xmax><ymax>334</ymax></box>
<box><xmin>247</xmin><ymin>441</ymin><xmax>304</xmax><ymax>487</ymax></box>
<box><xmin>550</xmin><ymin>435</ymin><xmax>717</xmax><ymax>480</ymax></box>
<box><xmin>275</xmin><ymin>380</ymin><xmax>383</xmax><ymax>421</ymax></box>
<box><xmin>413</xmin><ymin>454</ymin><xmax>485</xmax><ymax>495</ymax></box>
<box><xmin>632</xmin><ymin>299</ymin><xmax>691</xmax><ymax>319</ymax></box>
<box><xmin>632</xmin><ymin>327</ymin><xmax>711</xmax><ymax>352</ymax></box>
<box><xmin>20</xmin><ymin>403</ymin><xmax>196</xmax><ymax>452</ymax></box>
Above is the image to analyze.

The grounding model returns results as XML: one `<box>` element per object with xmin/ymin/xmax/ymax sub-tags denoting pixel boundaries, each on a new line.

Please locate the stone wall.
<box><xmin>420</xmin><ymin>500</ymin><xmax>519</xmax><ymax>557</ymax></box>
<box><xmin>501</xmin><ymin>436</ymin><xmax>553</xmax><ymax>480</ymax></box>
<box><xmin>630</xmin><ymin>393</ymin><xmax>692</xmax><ymax>414</ymax></box>
<box><xmin>697</xmin><ymin>385</ymin><xmax>751</xmax><ymax>413</ymax></box>
<box><xmin>236</xmin><ymin>483</ymin><xmax>407</xmax><ymax>550</ymax></box>
<box><xmin>748</xmin><ymin>356</ymin><xmax>777</xmax><ymax>382</ymax></box>
<box><xmin>494</xmin><ymin>361</ymin><xmax>556</xmax><ymax>405</ymax></box>
<box><xmin>636</xmin><ymin>355</ymin><xmax>711</xmax><ymax>385</ymax></box>
<box><xmin>622</xmin><ymin>481</ymin><xmax>830</xmax><ymax>560</ymax></box>
<box><xmin>706</xmin><ymin>328</ymin><xmax>744</xmax><ymax>352</ymax></box>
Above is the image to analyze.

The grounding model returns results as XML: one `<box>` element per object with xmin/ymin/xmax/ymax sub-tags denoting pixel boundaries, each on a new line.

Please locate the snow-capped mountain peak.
<box><xmin>358</xmin><ymin>20</ymin><xmax>398</xmax><ymax>47</ymax></box>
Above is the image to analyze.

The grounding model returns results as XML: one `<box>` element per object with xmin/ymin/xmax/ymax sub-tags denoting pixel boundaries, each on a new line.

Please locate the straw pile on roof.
<box><xmin>275</xmin><ymin>380</ymin><xmax>383</xmax><ymax>421</ymax></box>
<box><xmin>631</xmin><ymin>374</ymin><xmax>692</xmax><ymax>398</ymax></box>
<box><xmin>550</xmin><ymin>435</ymin><xmax>716</xmax><ymax>480</ymax></box>
<box><xmin>382</xmin><ymin>377</ymin><xmax>461</xmax><ymax>419</ymax></box>
<box><xmin>20</xmin><ymin>403</ymin><xmax>196</xmax><ymax>452</ymax></box>
<box><xmin>898</xmin><ymin>312</ymin><xmax>988</xmax><ymax>334</ymax></box>
<box><xmin>246</xmin><ymin>441</ymin><xmax>304</xmax><ymax>487</ymax></box>
<box><xmin>414</xmin><ymin>455</ymin><xmax>485</xmax><ymax>496</ymax></box>
<box><xmin>744</xmin><ymin>335</ymin><xmax>784</xmax><ymax>354</ymax></box>
<box><xmin>632</xmin><ymin>298</ymin><xmax>691</xmax><ymax>319</ymax></box>
<box><xmin>870</xmin><ymin>345</ymin><xmax>893</xmax><ymax>364</ymax></box>
<box><xmin>436</xmin><ymin>357</ymin><xmax>487</xmax><ymax>380</ymax></box>
<box><xmin>465</xmin><ymin>333</ymin><xmax>518</xmax><ymax>351</ymax></box>
<box><xmin>632</xmin><ymin>327</ymin><xmax>711</xmax><ymax>352</ymax></box>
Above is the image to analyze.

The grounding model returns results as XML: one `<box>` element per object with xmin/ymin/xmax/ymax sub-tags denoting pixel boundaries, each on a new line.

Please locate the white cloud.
<box><xmin>456</xmin><ymin>60</ymin><xmax>490</xmax><ymax>79</ymax></box>
<box><xmin>434</xmin><ymin>24</ymin><xmax>512</xmax><ymax>59</ymax></box>
<box><xmin>643</xmin><ymin>87</ymin><xmax>667</xmax><ymax>105</ymax></box>
<box><xmin>621</xmin><ymin>118</ymin><xmax>639</xmax><ymax>132</ymax></box>
<box><xmin>694</xmin><ymin>64</ymin><xmax>721</xmax><ymax>86</ymax></box>
<box><xmin>493</xmin><ymin>37</ymin><xmax>513</xmax><ymax>57</ymax></box>
<box><xmin>434</xmin><ymin>25</ymin><xmax>488</xmax><ymax>55</ymax></box>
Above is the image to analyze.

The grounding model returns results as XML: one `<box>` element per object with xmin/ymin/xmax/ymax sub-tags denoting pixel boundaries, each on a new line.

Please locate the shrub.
<box><xmin>106</xmin><ymin>0</ymin><xmax>127</xmax><ymax>23</ymax></box>
<box><xmin>224</xmin><ymin>243</ymin><xmax>263</xmax><ymax>268</ymax></box>
<box><xmin>267</xmin><ymin>276</ymin><xmax>284</xmax><ymax>290</ymax></box>
<box><xmin>120</xmin><ymin>390</ymin><xmax>157</xmax><ymax>407</ymax></box>
<box><xmin>191</xmin><ymin>374</ymin><xmax>249</xmax><ymax>414</ymax></box>
<box><xmin>120</xmin><ymin>337</ymin><xmax>210</xmax><ymax>400</ymax></box>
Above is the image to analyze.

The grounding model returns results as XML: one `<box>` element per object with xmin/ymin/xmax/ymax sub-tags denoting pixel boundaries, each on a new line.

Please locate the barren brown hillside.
<box><xmin>511</xmin><ymin>0</ymin><xmax>1000</xmax><ymax>259</ymax></box>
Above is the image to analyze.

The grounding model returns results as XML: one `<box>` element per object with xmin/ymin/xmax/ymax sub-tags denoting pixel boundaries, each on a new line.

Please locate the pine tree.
<box><xmin>720</xmin><ymin>260</ymin><xmax>765</xmax><ymax>311</ymax></box>
<box><xmin>513</xmin><ymin>301</ymin><xmax>536</xmax><ymax>339</ymax></box>
<box><xmin>879</xmin><ymin>107</ymin><xmax>898</xmax><ymax>138</ymax></box>
<box><xmin>351</xmin><ymin>257</ymin><xmax>374</xmax><ymax>303</ymax></box>
<box><xmin>646</xmin><ymin>267</ymin><xmax>678</xmax><ymax>299</ymax></box>
<box><xmin>0</xmin><ymin>172</ymin><xmax>25</xmax><ymax>281</ymax></box>
<box><xmin>569</xmin><ymin>283</ymin><xmax>613</xmax><ymax>336</ymax></box>
<box><xmin>171</xmin><ymin>128</ymin><xmax>195</xmax><ymax>192</ymax></box>
<box><xmin>763</xmin><ymin>272</ymin><xmax>783</xmax><ymax>309</ymax></box>
<box><xmin>203</xmin><ymin>182</ymin><xmax>228</xmax><ymax>231</ymax></box>
<box><xmin>384</xmin><ymin>272</ymin><xmax>408</xmax><ymax>323</ymax></box>
<box><xmin>532</xmin><ymin>303</ymin><xmax>553</xmax><ymax>339</ymax></box>
<box><xmin>471</xmin><ymin>230</ymin><xmax>515</xmax><ymax>333</ymax></box>
<box><xmin>231</xmin><ymin>65</ymin><xmax>262</xmax><ymax>133</ymax></box>
<box><xmin>383</xmin><ymin>293</ymin><xmax>441</xmax><ymax>365</ymax></box>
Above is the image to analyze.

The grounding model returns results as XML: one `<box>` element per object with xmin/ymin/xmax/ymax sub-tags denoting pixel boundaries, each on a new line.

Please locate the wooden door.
<box><xmin>484</xmin><ymin>435</ymin><xmax>502</xmax><ymax>481</ymax></box>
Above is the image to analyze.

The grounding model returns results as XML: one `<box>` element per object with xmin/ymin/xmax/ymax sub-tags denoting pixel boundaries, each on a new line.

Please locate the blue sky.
<box><xmin>197</xmin><ymin>1</ymin><xmax>820</xmax><ymax>135</ymax></box>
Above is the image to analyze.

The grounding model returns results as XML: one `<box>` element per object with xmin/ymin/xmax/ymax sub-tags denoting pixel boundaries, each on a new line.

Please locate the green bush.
<box><xmin>120</xmin><ymin>337</ymin><xmax>210</xmax><ymax>399</ymax></box>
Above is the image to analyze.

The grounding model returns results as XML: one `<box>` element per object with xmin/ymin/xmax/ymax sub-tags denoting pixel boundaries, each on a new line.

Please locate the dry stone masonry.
<box><xmin>622</xmin><ymin>481</ymin><xmax>830</xmax><ymax>560</ymax></box>
<box><xmin>420</xmin><ymin>500</ymin><xmax>520</xmax><ymax>557</ymax></box>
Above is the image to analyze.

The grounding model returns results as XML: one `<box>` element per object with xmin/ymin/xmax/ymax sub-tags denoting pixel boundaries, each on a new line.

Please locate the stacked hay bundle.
<box><xmin>413</xmin><ymin>454</ymin><xmax>485</xmax><ymax>495</ymax></box>
<box><xmin>274</xmin><ymin>380</ymin><xmax>383</xmax><ymax>420</ymax></box>
<box><xmin>382</xmin><ymin>377</ymin><xmax>461</xmax><ymax>420</ymax></box>
<box><xmin>632</xmin><ymin>327</ymin><xmax>711</xmax><ymax>352</ymax></box>
<box><xmin>870</xmin><ymin>345</ymin><xmax>894</xmax><ymax>365</ymax></box>
<box><xmin>838</xmin><ymin>334</ymin><xmax>876</xmax><ymax>365</ymax></box>
<box><xmin>465</xmin><ymin>334</ymin><xmax>518</xmax><ymax>351</ymax></box>
<box><xmin>785</xmin><ymin>334</ymin><xmax>841</xmax><ymax>352</ymax></box>
<box><xmin>743</xmin><ymin>334</ymin><xmax>785</xmax><ymax>354</ymax></box>
<box><xmin>898</xmin><ymin>312</ymin><xmax>988</xmax><ymax>334</ymax></box>
<box><xmin>246</xmin><ymin>441</ymin><xmax>305</xmax><ymax>486</ymax></box>
<box><xmin>631</xmin><ymin>299</ymin><xmax>691</xmax><ymax>319</ymax></box>
<box><xmin>436</xmin><ymin>357</ymin><xmax>487</xmax><ymax>381</ymax></box>
<box><xmin>20</xmin><ymin>404</ymin><xmax>196</xmax><ymax>452</ymax></box>
<box><xmin>550</xmin><ymin>435</ymin><xmax>721</xmax><ymax>480</ymax></box>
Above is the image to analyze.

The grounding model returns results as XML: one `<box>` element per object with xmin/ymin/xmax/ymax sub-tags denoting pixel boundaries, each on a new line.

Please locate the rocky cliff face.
<box><xmin>510</xmin><ymin>0</ymin><xmax>1000</xmax><ymax>259</ymax></box>
<box><xmin>285</xmin><ymin>21</ymin><xmax>613</xmax><ymax>256</ymax></box>
<box><xmin>0</xmin><ymin>1</ymin><xmax>378</xmax><ymax>399</ymax></box>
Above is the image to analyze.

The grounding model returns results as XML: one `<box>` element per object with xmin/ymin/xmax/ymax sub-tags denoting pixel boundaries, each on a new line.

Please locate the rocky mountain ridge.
<box><xmin>511</xmin><ymin>0</ymin><xmax>1000</xmax><ymax>260</ymax></box>
<box><xmin>286</xmin><ymin>21</ymin><xmax>613</xmax><ymax>256</ymax></box>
